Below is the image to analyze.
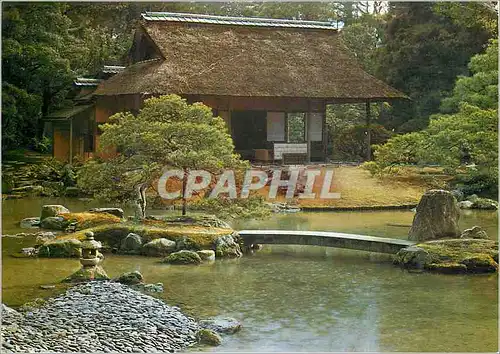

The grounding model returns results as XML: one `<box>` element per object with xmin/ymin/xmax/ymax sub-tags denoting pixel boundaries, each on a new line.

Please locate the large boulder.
<box><xmin>408</xmin><ymin>190</ymin><xmax>460</xmax><ymax>242</ymax></box>
<box><xmin>215</xmin><ymin>234</ymin><xmax>242</xmax><ymax>258</ymax></box>
<box><xmin>40</xmin><ymin>216</ymin><xmax>68</xmax><ymax>230</ymax></box>
<box><xmin>199</xmin><ymin>317</ymin><xmax>242</xmax><ymax>334</ymax></box>
<box><xmin>38</xmin><ymin>239</ymin><xmax>82</xmax><ymax>257</ymax></box>
<box><xmin>142</xmin><ymin>238</ymin><xmax>176</xmax><ymax>257</ymax></box>
<box><xmin>89</xmin><ymin>207</ymin><xmax>124</xmax><ymax>218</ymax></box>
<box><xmin>120</xmin><ymin>233</ymin><xmax>142</xmax><ymax>254</ymax></box>
<box><xmin>163</xmin><ymin>250</ymin><xmax>202</xmax><ymax>265</ymax></box>
<box><xmin>460</xmin><ymin>226</ymin><xmax>488</xmax><ymax>239</ymax></box>
<box><xmin>40</xmin><ymin>205</ymin><xmax>70</xmax><ymax>220</ymax></box>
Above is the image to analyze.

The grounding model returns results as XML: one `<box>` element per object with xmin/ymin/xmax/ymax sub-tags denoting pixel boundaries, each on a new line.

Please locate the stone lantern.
<box><xmin>62</xmin><ymin>231</ymin><xmax>109</xmax><ymax>283</ymax></box>
<box><xmin>80</xmin><ymin>231</ymin><xmax>101</xmax><ymax>267</ymax></box>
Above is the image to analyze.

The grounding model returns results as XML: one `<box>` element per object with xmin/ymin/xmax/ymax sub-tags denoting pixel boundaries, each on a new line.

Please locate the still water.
<box><xmin>2</xmin><ymin>198</ymin><xmax>498</xmax><ymax>352</ymax></box>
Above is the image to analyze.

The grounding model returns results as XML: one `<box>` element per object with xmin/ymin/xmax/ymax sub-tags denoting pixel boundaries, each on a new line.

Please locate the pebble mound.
<box><xmin>1</xmin><ymin>282</ymin><xmax>199</xmax><ymax>353</ymax></box>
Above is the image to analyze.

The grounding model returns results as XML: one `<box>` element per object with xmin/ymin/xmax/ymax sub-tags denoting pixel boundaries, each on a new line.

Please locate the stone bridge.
<box><xmin>239</xmin><ymin>230</ymin><xmax>415</xmax><ymax>254</ymax></box>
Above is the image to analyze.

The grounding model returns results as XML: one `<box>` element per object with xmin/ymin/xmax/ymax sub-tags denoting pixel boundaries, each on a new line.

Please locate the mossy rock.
<box><xmin>62</xmin><ymin>265</ymin><xmax>110</xmax><ymax>283</ymax></box>
<box><xmin>197</xmin><ymin>250</ymin><xmax>216</xmax><ymax>261</ymax></box>
<box><xmin>40</xmin><ymin>205</ymin><xmax>70</xmax><ymax>220</ymax></box>
<box><xmin>460</xmin><ymin>226</ymin><xmax>488</xmax><ymax>239</ymax></box>
<box><xmin>40</xmin><ymin>216</ymin><xmax>69</xmax><ymax>230</ymax></box>
<box><xmin>418</xmin><ymin>239</ymin><xmax>498</xmax><ymax>261</ymax></box>
<box><xmin>471</xmin><ymin>198</ymin><xmax>498</xmax><ymax>210</ymax></box>
<box><xmin>60</xmin><ymin>222</ymin><xmax>233</xmax><ymax>251</ymax></box>
<box><xmin>199</xmin><ymin>317</ymin><xmax>242</xmax><ymax>334</ymax></box>
<box><xmin>114</xmin><ymin>271</ymin><xmax>143</xmax><ymax>285</ymax></box>
<box><xmin>119</xmin><ymin>233</ymin><xmax>143</xmax><ymax>254</ymax></box>
<box><xmin>393</xmin><ymin>246</ymin><xmax>431</xmax><ymax>269</ymax></box>
<box><xmin>38</xmin><ymin>239</ymin><xmax>82</xmax><ymax>258</ymax></box>
<box><xmin>408</xmin><ymin>238</ymin><xmax>499</xmax><ymax>274</ymax></box>
<box><xmin>163</xmin><ymin>250</ymin><xmax>202</xmax><ymax>265</ymax></box>
<box><xmin>215</xmin><ymin>234</ymin><xmax>242</xmax><ymax>258</ymax></box>
<box><xmin>196</xmin><ymin>329</ymin><xmax>222</xmax><ymax>346</ymax></box>
<box><xmin>20</xmin><ymin>217</ymin><xmax>41</xmax><ymax>228</ymax></box>
<box><xmin>142</xmin><ymin>238</ymin><xmax>176</xmax><ymax>256</ymax></box>
<box><xmin>176</xmin><ymin>236</ymin><xmax>202</xmax><ymax>251</ymax></box>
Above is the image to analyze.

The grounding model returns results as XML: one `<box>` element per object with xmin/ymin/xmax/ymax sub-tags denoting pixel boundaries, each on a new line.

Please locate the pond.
<box><xmin>2</xmin><ymin>197</ymin><xmax>498</xmax><ymax>352</ymax></box>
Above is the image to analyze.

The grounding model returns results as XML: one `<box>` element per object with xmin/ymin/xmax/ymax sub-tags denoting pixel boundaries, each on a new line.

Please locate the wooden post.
<box><xmin>182</xmin><ymin>168</ymin><xmax>188</xmax><ymax>216</ymax></box>
<box><xmin>228</xmin><ymin>97</ymin><xmax>233</xmax><ymax>139</ymax></box>
<box><xmin>365</xmin><ymin>101</ymin><xmax>371</xmax><ymax>161</ymax></box>
<box><xmin>306</xmin><ymin>101</ymin><xmax>312</xmax><ymax>163</ymax></box>
<box><xmin>322</xmin><ymin>100</ymin><xmax>327</xmax><ymax>162</ymax></box>
<box><xmin>69</xmin><ymin>118</ymin><xmax>73</xmax><ymax>165</ymax></box>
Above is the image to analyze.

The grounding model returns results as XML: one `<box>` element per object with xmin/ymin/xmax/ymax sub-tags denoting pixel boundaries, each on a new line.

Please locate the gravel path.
<box><xmin>1</xmin><ymin>282</ymin><xmax>199</xmax><ymax>353</ymax></box>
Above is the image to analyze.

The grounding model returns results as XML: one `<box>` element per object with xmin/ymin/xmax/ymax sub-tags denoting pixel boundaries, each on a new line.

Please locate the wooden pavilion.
<box><xmin>50</xmin><ymin>12</ymin><xmax>406</xmax><ymax>163</ymax></box>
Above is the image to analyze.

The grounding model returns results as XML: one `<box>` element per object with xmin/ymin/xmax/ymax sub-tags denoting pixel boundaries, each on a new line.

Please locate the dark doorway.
<box><xmin>231</xmin><ymin>110</ymin><xmax>268</xmax><ymax>160</ymax></box>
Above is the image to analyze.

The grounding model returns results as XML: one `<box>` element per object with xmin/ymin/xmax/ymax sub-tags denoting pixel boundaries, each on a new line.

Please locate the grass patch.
<box><xmin>278</xmin><ymin>166</ymin><xmax>429</xmax><ymax>209</ymax></box>
<box><xmin>60</xmin><ymin>212</ymin><xmax>121</xmax><ymax>230</ymax></box>
<box><xmin>418</xmin><ymin>239</ymin><xmax>498</xmax><ymax>263</ymax></box>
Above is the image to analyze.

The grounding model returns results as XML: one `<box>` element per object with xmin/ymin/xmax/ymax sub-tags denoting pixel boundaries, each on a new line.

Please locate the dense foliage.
<box><xmin>375</xmin><ymin>2</ymin><xmax>495</xmax><ymax>132</ymax></box>
<box><xmin>2</xmin><ymin>3</ymin><xmax>73</xmax><ymax>150</ymax></box>
<box><xmin>440</xmin><ymin>39</ymin><xmax>498</xmax><ymax>113</ymax></box>
<box><xmin>371</xmin><ymin>39</ymin><xmax>498</xmax><ymax>197</ymax></box>
<box><xmin>3</xmin><ymin>2</ymin><xmax>497</xmax><ymax>189</ymax></box>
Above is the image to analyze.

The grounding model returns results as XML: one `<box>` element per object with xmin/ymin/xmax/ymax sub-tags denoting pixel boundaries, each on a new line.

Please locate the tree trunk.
<box><xmin>40</xmin><ymin>90</ymin><xmax>52</xmax><ymax>139</ymax></box>
<box><xmin>135</xmin><ymin>184</ymin><xmax>147</xmax><ymax>219</ymax></box>
<box><xmin>182</xmin><ymin>168</ymin><xmax>188</xmax><ymax>216</ymax></box>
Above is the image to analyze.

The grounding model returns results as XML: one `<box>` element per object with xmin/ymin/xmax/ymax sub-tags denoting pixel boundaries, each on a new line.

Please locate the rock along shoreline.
<box><xmin>1</xmin><ymin>282</ymin><xmax>199</xmax><ymax>353</ymax></box>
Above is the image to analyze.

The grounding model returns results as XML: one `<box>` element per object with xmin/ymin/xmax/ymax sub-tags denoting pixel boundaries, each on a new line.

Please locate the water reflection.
<box><xmin>1</xmin><ymin>198</ymin><xmax>498</xmax><ymax>352</ymax></box>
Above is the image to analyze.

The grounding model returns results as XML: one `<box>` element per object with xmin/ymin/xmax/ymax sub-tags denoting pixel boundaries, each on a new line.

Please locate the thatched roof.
<box><xmin>45</xmin><ymin>104</ymin><xmax>94</xmax><ymax>121</ymax></box>
<box><xmin>94</xmin><ymin>13</ymin><xmax>406</xmax><ymax>101</ymax></box>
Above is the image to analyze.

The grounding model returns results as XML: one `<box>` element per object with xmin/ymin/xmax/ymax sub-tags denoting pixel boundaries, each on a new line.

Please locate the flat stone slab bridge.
<box><xmin>239</xmin><ymin>230</ymin><xmax>416</xmax><ymax>254</ymax></box>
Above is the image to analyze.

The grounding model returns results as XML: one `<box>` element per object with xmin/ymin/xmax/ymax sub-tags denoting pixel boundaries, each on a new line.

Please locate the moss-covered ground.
<box><xmin>59</xmin><ymin>212</ymin><xmax>122</xmax><ymax>229</ymax></box>
<box><xmin>418</xmin><ymin>239</ymin><xmax>498</xmax><ymax>273</ymax></box>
